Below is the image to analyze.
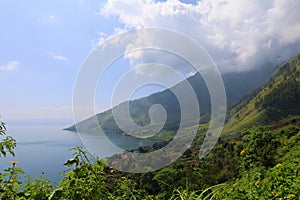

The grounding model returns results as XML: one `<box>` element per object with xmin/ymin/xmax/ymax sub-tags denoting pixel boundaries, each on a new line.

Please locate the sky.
<box><xmin>0</xmin><ymin>0</ymin><xmax>300</xmax><ymax>121</ymax></box>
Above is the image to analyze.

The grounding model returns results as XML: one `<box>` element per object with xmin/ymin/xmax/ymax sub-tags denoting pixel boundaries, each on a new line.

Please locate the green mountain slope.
<box><xmin>224</xmin><ymin>53</ymin><xmax>300</xmax><ymax>133</ymax></box>
<box><xmin>65</xmin><ymin>66</ymin><xmax>274</xmax><ymax>136</ymax></box>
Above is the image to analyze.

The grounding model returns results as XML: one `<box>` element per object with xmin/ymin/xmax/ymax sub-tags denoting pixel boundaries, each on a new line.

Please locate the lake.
<box><xmin>0</xmin><ymin>122</ymin><xmax>158</xmax><ymax>184</ymax></box>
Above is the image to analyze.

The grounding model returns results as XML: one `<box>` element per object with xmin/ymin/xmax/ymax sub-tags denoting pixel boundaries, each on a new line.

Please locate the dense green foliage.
<box><xmin>1</xmin><ymin>120</ymin><xmax>299</xmax><ymax>199</ymax></box>
<box><xmin>224</xmin><ymin>53</ymin><xmax>300</xmax><ymax>133</ymax></box>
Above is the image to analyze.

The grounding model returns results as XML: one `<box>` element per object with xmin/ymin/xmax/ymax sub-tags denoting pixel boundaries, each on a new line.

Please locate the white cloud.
<box><xmin>0</xmin><ymin>61</ymin><xmax>20</xmax><ymax>71</ymax></box>
<box><xmin>45</xmin><ymin>14</ymin><xmax>56</xmax><ymax>24</ymax></box>
<box><xmin>101</xmin><ymin>0</ymin><xmax>300</xmax><ymax>74</ymax></box>
<box><xmin>49</xmin><ymin>52</ymin><xmax>68</xmax><ymax>61</ymax></box>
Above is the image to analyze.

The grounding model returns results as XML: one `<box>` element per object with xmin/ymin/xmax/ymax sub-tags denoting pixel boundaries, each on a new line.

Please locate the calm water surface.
<box><xmin>0</xmin><ymin>124</ymin><xmax>81</xmax><ymax>184</ymax></box>
<box><xmin>0</xmin><ymin>123</ymin><xmax>158</xmax><ymax>184</ymax></box>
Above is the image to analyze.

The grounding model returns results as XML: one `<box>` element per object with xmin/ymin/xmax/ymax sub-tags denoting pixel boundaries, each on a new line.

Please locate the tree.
<box><xmin>241</xmin><ymin>127</ymin><xmax>279</xmax><ymax>169</ymax></box>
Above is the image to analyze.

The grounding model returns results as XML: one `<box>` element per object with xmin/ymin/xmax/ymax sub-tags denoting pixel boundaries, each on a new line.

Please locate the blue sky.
<box><xmin>0</xmin><ymin>0</ymin><xmax>202</xmax><ymax>121</ymax></box>
<box><xmin>1</xmin><ymin>0</ymin><xmax>300</xmax><ymax>121</ymax></box>
<box><xmin>0</xmin><ymin>0</ymin><xmax>117</xmax><ymax>120</ymax></box>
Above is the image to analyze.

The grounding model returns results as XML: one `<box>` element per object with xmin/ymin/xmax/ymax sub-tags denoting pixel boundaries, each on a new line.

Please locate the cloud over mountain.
<box><xmin>101</xmin><ymin>0</ymin><xmax>300</xmax><ymax>74</ymax></box>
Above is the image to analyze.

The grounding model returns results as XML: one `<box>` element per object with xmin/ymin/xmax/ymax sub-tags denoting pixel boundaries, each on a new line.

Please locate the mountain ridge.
<box><xmin>65</xmin><ymin>64</ymin><xmax>275</xmax><ymax>135</ymax></box>
<box><xmin>223</xmin><ymin>53</ymin><xmax>300</xmax><ymax>133</ymax></box>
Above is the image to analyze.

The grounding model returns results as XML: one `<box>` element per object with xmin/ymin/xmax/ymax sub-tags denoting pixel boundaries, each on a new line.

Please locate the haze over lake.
<box><xmin>0</xmin><ymin>122</ymin><xmax>81</xmax><ymax>184</ymax></box>
<box><xmin>0</xmin><ymin>121</ymin><xmax>158</xmax><ymax>184</ymax></box>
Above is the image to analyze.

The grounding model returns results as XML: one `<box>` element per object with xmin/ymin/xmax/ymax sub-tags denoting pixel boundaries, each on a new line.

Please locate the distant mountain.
<box><xmin>224</xmin><ymin>53</ymin><xmax>300</xmax><ymax>133</ymax></box>
<box><xmin>65</xmin><ymin>63</ymin><xmax>275</xmax><ymax>135</ymax></box>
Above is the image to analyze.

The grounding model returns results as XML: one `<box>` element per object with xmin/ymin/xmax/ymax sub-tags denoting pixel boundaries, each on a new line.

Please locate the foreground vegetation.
<box><xmin>1</xmin><ymin>118</ymin><xmax>299</xmax><ymax>199</ymax></box>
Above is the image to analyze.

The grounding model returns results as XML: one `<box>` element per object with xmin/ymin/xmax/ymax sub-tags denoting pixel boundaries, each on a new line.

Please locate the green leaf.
<box><xmin>64</xmin><ymin>158</ymin><xmax>79</xmax><ymax>167</ymax></box>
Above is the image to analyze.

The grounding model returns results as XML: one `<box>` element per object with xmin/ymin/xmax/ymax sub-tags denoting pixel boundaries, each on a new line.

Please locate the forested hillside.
<box><xmin>224</xmin><ymin>53</ymin><xmax>300</xmax><ymax>133</ymax></box>
<box><xmin>65</xmin><ymin>64</ymin><xmax>274</xmax><ymax>136</ymax></box>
